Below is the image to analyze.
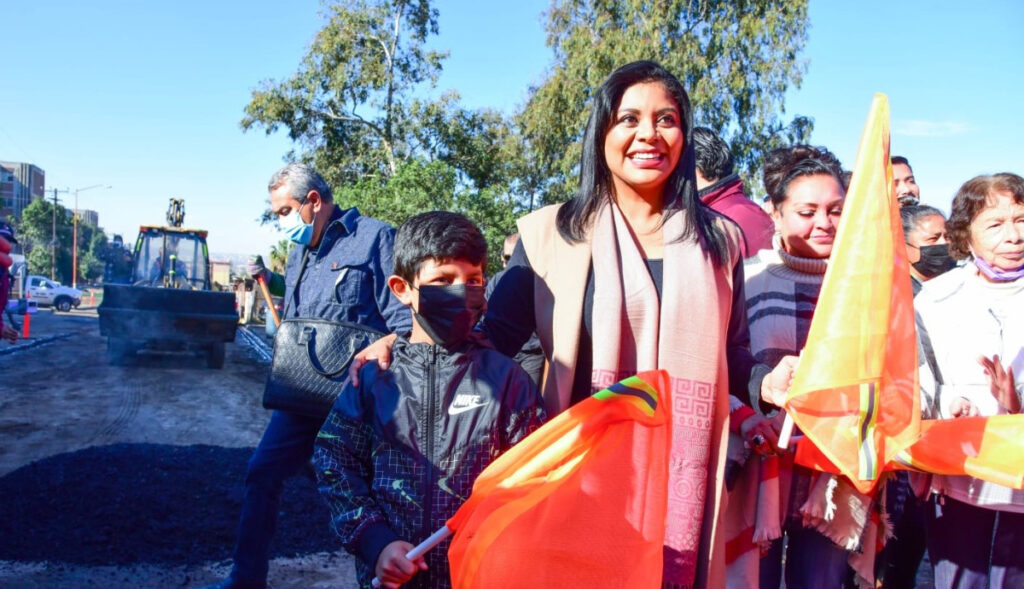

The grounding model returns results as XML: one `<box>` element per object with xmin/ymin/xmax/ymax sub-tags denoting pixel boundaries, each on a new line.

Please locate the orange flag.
<box><xmin>785</xmin><ymin>94</ymin><xmax>920</xmax><ymax>494</ymax></box>
<box><xmin>893</xmin><ymin>416</ymin><xmax>1024</xmax><ymax>488</ymax></box>
<box><xmin>446</xmin><ymin>371</ymin><xmax>670</xmax><ymax>589</ymax></box>
<box><xmin>795</xmin><ymin>416</ymin><xmax>1024</xmax><ymax>490</ymax></box>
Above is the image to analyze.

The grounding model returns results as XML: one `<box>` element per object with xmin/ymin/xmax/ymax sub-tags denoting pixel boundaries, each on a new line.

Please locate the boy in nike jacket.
<box><xmin>313</xmin><ymin>211</ymin><xmax>546</xmax><ymax>589</ymax></box>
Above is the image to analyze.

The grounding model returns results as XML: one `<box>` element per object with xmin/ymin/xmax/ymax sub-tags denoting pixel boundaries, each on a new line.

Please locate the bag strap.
<box><xmin>299</xmin><ymin>324</ymin><xmax>351</xmax><ymax>378</ymax></box>
<box><xmin>283</xmin><ymin>247</ymin><xmax>312</xmax><ymax>319</ymax></box>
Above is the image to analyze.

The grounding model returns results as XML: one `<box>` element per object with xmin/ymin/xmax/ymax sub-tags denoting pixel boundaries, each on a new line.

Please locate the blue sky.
<box><xmin>1</xmin><ymin>0</ymin><xmax>1021</xmax><ymax>261</ymax></box>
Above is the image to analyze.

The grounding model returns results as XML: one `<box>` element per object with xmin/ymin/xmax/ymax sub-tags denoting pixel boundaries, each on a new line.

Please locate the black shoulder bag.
<box><xmin>262</xmin><ymin>250</ymin><xmax>384</xmax><ymax>419</ymax></box>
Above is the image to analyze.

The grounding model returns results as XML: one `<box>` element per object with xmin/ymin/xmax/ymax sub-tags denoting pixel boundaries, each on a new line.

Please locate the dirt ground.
<box><xmin>0</xmin><ymin>308</ymin><xmax>357</xmax><ymax>588</ymax></box>
<box><xmin>0</xmin><ymin>309</ymin><xmax>936</xmax><ymax>588</ymax></box>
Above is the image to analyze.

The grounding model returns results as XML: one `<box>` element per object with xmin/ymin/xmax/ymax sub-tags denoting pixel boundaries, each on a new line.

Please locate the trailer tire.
<box><xmin>206</xmin><ymin>343</ymin><xmax>226</xmax><ymax>369</ymax></box>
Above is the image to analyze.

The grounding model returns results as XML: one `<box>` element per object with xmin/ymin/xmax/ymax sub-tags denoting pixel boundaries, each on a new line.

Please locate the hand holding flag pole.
<box><xmin>371</xmin><ymin>527</ymin><xmax>453</xmax><ymax>588</ymax></box>
<box><xmin>760</xmin><ymin>354</ymin><xmax>799</xmax><ymax>449</ymax></box>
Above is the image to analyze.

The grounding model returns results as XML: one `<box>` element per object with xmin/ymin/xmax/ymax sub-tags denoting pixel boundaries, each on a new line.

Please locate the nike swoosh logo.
<box><xmin>447</xmin><ymin>402</ymin><xmax>488</xmax><ymax>415</ymax></box>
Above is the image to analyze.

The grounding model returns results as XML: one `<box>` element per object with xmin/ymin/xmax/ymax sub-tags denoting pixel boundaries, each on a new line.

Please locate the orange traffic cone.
<box><xmin>22</xmin><ymin>313</ymin><xmax>30</xmax><ymax>339</ymax></box>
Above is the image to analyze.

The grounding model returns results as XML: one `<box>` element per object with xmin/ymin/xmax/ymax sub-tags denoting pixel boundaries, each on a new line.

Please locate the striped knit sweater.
<box><xmin>744</xmin><ymin>246</ymin><xmax>827</xmax><ymax>367</ymax></box>
<box><xmin>742</xmin><ymin>244</ymin><xmax>827</xmax><ymax>525</ymax></box>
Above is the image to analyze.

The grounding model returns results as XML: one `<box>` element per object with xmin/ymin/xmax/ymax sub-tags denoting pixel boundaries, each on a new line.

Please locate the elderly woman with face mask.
<box><xmin>874</xmin><ymin>204</ymin><xmax>957</xmax><ymax>589</ymax></box>
<box><xmin>915</xmin><ymin>173</ymin><xmax>1024</xmax><ymax>588</ymax></box>
<box><xmin>901</xmin><ymin>204</ymin><xmax>956</xmax><ymax>295</ymax></box>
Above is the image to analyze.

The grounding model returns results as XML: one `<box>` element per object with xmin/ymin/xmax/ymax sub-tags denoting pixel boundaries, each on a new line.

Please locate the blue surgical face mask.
<box><xmin>280</xmin><ymin>202</ymin><xmax>313</xmax><ymax>245</ymax></box>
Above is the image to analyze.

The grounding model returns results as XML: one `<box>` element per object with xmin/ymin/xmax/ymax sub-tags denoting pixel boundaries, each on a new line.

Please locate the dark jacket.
<box><xmin>314</xmin><ymin>335</ymin><xmax>546</xmax><ymax>588</ymax></box>
<box><xmin>911</xmin><ymin>274</ymin><xmax>923</xmax><ymax>297</ymax></box>
<box><xmin>486</xmin><ymin>267</ymin><xmax>544</xmax><ymax>387</ymax></box>
<box><xmin>282</xmin><ymin>206</ymin><xmax>411</xmax><ymax>334</ymax></box>
<box><xmin>699</xmin><ymin>174</ymin><xmax>775</xmax><ymax>257</ymax></box>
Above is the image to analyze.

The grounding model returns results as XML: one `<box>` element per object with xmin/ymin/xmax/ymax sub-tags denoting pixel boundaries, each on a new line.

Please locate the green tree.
<box><xmin>268</xmin><ymin>239</ymin><xmax>294</xmax><ymax>274</ymax></box>
<box><xmin>521</xmin><ymin>0</ymin><xmax>813</xmax><ymax>202</ymax></box>
<box><xmin>79</xmin><ymin>227</ymin><xmax>110</xmax><ymax>282</ymax></box>
<box><xmin>242</xmin><ymin>0</ymin><xmax>446</xmax><ymax>185</ymax></box>
<box><xmin>242</xmin><ymin>0</ymin><xmax>525</xmax><ymax>272</ymax></box>
<box><xmin>15</xmin><ymin>198</ymin><xmax>118</xmax><ymax>284</ymax></box>
<box><xmin>16</xmin><ymin>198</ymin><xmax>73</xmax><ymax>283</ymax></box>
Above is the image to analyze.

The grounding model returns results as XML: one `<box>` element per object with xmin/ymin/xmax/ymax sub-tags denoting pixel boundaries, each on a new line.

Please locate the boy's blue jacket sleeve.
<box><xmin>313</xmin><ymin>368</ymin><xmax>398</xmax><ymax>568</ymax></box>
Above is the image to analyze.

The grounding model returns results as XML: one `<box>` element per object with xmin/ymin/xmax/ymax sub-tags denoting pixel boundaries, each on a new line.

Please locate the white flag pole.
<box><xmin>778</xmin><ymin>412</ymin><xmax>796</xmax><ymax>450</ymax></box>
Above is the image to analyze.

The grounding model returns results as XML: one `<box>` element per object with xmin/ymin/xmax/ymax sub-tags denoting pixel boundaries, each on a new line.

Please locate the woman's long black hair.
<box><xmin>554</xmin><ymin>60</ymin><xmax>729</xmax><ymax>267</ymax></box>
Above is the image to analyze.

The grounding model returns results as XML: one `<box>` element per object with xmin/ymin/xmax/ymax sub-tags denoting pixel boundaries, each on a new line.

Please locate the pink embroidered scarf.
<box><xmin>591</xmin><ymin>201</ymin><xmax>727</xmax><ymax>587</ymax></box>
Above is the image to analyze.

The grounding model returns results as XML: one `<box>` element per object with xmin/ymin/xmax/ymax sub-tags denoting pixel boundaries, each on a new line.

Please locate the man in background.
<box><xmin>891</xmin><ymin>155</ymin><xmax>921</xmax><ymax>207</ymax></box>
<box><xmin>693</xmin><ymin>127</ymin><xmax>774</xmax><ymax>256</ymax></box>
<box><xmin>208</xmin><ymin>163</ymin><xmax>410</xmax><ymax>589</ymax></box>
<box><xmin>486</xmin><ymin>233</ymin><xmax>544</xmax><ymax>387</ymax></box>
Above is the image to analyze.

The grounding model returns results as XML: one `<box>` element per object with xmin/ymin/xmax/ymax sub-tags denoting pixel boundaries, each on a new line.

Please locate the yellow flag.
<box><xmin>785</xmin><ymin>94</ymin><xmax>920</xmax><ymax>495</ymax></box>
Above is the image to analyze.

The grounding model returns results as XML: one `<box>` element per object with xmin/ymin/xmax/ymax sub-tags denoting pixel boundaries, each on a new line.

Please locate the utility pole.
<box><xmin>48</xmin><ymin>188</ymin><xmax>69</xmax><ymax>280</ymax></box>
<box><xmin>51</xmin><ymin>188</ymin><xmax>58</xmax><ymax>280</ymax></box>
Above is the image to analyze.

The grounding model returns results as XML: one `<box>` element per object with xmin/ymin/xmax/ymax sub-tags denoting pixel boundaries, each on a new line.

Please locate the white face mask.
<box><xmin>280</xmin><ymin>202</ymin><xmax>313</xmax><ymax>245</ymax></box>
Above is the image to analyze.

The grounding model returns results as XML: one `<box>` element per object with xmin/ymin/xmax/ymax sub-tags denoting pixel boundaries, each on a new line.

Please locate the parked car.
<box><xmin>26</xmin><ymin>275</ymin><xmax>82</xmax><ymax>312</ymax></box>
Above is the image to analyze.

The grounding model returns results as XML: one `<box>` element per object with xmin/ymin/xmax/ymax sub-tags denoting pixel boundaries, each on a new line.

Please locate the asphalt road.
<box><xmin>0</xmin><ymin>308</ymin><xmax>357</xmax><ymax>588</ymax></box>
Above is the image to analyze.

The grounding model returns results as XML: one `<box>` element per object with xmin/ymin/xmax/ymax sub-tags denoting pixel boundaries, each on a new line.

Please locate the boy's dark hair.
<box><xmin>394</xmin><ymin>211</ymin><xmax>487</xmax><ymax>283</ymax></box>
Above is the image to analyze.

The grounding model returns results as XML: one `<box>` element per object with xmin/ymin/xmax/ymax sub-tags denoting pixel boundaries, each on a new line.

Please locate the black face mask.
<box><xmin>912</xmin><ymin>243</ymin><xmax>956</xmax><ymax>279</ymax></box>
<box><xmin>414</xmin><ymin>284</ymin><xmax>486</xmax><ymax>348</ymax></box>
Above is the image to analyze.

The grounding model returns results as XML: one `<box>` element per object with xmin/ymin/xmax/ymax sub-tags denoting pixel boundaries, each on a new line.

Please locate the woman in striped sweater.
<box><xmin>734</xmin><ymin>145</ymin><xmax>884</xmax><ymax>588</ymax></box>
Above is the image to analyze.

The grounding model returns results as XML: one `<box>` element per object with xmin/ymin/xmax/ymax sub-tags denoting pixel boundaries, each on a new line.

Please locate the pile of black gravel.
<box><xmin>0</xmin><ymin>443</ymin><xmax>340</xmax><ymax>565</ymax></box>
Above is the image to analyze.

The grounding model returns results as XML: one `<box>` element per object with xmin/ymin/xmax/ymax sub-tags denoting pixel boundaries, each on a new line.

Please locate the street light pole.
<box><xmin>71</xmin><ymin>184</ymin><xmax>111</xmax><ymax>289</ymax></box>
<box><xmin>49</xmin><ymin>188</ymin><xmax>69</xmax><ymax>280</ymax></box>
<box><xmin>52</xmin><ymin>188</ymin><xmax>58</xmax><ymax>280</ymax></box>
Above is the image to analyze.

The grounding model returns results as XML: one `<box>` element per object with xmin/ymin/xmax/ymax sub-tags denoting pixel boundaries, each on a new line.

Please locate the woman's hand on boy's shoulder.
<box><xmin>375</xmin><ymin>540</ymin><xmax>427</xmax><ymax>588</ymax></box>
<box><xmin>351</xmin><ymin>333</ymin><xmax>399</xmax><ymax>386</ymax></box>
